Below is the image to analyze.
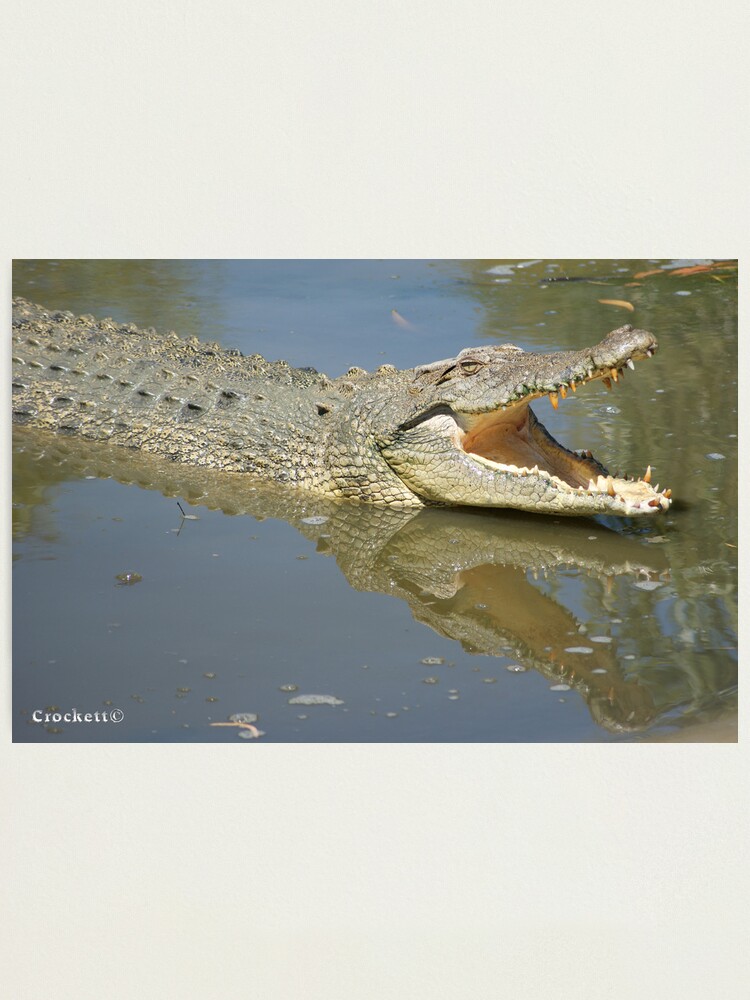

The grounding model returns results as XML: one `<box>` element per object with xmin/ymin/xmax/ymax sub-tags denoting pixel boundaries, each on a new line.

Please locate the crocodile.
<box><xmin>11</xmin><ymin>297</ymin><xmax>672</xmax><ymax>516</ymax></box>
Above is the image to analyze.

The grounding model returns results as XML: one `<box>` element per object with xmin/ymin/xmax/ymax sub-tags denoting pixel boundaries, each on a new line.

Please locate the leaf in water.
<box><xmin>671</xmin><ymin>261</ymin><xmax>737</xmax><ymax>277</ymax></box>
<box><xmin>670</xmin><ymin>265</ymin><xmax>712</xmax><ymax>277</ymax></box>
<box><xmin>633</xmin><ymin>269</ymin><xmax>663</xmax><ymax>279</ymax></box>
<box><xmin>391</xmin><ymin>309</ymin><xmax>415</xmax><ymax>330</ymax></box>
<box><xmin>598</xmin><ymin>299</ymin><xmax>635</xmax><ymax>312</ymax></box>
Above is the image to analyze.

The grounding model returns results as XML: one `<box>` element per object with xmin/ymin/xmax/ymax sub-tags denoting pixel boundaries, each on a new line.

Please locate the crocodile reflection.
<box><xmin>13</xmin><ymin>426</ymin><xmax>674</xmax><ymax>734</ymax></box>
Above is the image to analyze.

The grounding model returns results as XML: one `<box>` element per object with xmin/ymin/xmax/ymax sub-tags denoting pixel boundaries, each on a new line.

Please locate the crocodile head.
<box><xmin>377</xmin><ymin>325</ymin><xmax>671</xmax><ymax>516</ymax></box>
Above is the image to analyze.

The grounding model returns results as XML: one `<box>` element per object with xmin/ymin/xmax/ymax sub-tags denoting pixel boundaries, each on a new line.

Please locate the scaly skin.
<box><xmin>11</xmin><ymin>298</ymin><xmax>671</xmax><ymax>515</ymax></box>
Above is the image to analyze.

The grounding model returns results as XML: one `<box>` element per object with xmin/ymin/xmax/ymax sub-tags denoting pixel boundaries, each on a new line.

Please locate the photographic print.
<box><xmin>11</xmin><ymin>259</ymin><xmax>738</xmax><ymax>742</ymax></box>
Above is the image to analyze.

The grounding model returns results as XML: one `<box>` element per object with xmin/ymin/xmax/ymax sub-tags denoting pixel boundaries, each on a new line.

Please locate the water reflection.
<box><xmin>15</xmin><ymin>426</ymin><xmax>731</xmax><ymax>736</ymax></box>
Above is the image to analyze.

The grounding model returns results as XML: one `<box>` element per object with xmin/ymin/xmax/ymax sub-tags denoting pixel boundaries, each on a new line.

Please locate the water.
<box><xmin>12</xmin><ymin>259</ymin><xmax>738</xmax><ymax>742</ymax></box>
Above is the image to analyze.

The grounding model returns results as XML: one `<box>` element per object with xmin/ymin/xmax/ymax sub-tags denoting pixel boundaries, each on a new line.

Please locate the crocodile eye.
<box><xmin>460</xmin><ymin>361</ymin><xmax>482</xmax><ymax>375</ymax></box>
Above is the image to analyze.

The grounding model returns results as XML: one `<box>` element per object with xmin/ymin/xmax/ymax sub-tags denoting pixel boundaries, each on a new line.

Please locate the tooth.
<box><xmin>585</xmin><ymin>450</ymin><xmax>593</xmax><ymax>459</ymax></box>
<box><xmin>644</xmin><ymin>465</ymin><xmax>652</xmax><ymax>483</ymax></box>
<box><xmin>607</xmin><ymin>477</ymin><xmax>615</xmax><ymax>497</ymax></box>
<box><xmin>610</xmin><ymin>368</ymin><xmax>619</xmax><ymax>382</ymax></box>
<box><xmin>663</xmin><ymin>488</ymin><xmax>672</xmax><ymax>499</ymax></box>
<box><xmin>549</xmin><ymin>392</ymin><xmax>559</xmax><ymax>409</ymax></box>
<box><xmin>646</xmin><ymin>348</ymin><xmax>653</xmax><ymax>357</ymax></box>
<box><xmin>559</xmin><ymin>386</ymin><xmax>567</xmax><ymax>399</ymax></box>
<box><xmin>627</xmin><ymin>358</ymin><xmax>635</xmax><ymax>370</ymax></box>
<box><xmin>570</xmin><ymin>382</ymin><xmax>577</xmax><ymax>392</ymax></box>
<box><xmin>602</xmin><ymin>377</ymin><xmax>612</xmax><ymax>390</ymax></box>
<box><xmin>655</xmin><ymin>484</ymin><xmax>659</xmax><ymax>493</ymax></box>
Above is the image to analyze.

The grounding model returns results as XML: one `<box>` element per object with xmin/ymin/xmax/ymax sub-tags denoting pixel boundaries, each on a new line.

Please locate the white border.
<box><xmin>2</xmin><ymin>3</ymin><xmax>746</xmax><ymax>997</ymax></box>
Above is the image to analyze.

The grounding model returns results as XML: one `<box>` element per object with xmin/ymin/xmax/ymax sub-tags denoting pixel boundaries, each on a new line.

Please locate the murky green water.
<box><xmin>12</xmin><ymin>259</ymin><xmax>738</xmax><ymax>742</ymax></box>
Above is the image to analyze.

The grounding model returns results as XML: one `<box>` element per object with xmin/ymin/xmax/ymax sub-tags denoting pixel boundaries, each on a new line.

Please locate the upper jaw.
<box><xmin>464</xmin><ymin>325</ymin><xmax>660</xmax><ymax>414</ymax></box>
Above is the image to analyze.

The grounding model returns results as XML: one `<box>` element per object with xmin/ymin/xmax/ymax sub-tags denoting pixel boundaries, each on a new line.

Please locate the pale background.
<box><xmin>2</xmin><ymin>2</ymin><xmax>747</xmax><ymax>998</ymax></box>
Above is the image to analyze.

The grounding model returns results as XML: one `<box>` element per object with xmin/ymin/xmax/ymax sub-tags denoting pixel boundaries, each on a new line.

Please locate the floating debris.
<box><xmin>391</xmin><ymin>309</ymin><xmax>415</xmax><ymax>330</ymax></box>
<box><xmin>550</xmin><ymin>684</ymin><xmax>571</xmax><ymax>692</ymax></box>
<box><xmin>385</xmin><ymin>711</ymin><xmax>399</xmax><ymax>718</ymax></box>
<box><xmin>420</xmin><ymin>656</ymin><xmax>445</xmax><ymax>666</ymax></box>
<box><xmin>706</xmin><ymin>453</ymin><xmax>725</xmax><ymax>461</ymax></box>
<box><xmin>203</xmin><ymin>672</ymin><xmax>216</xmax><ymax>679</ymax></box>
<box><xmin>279</xmin><ymin>684</ymin><xmax>298</xmax><ymax>693</ymax></box>
<box><xmin>506</xmin><ymin>663</ymin><xmax>527</xmax><ymax>673</ymax></box>
<box><xmin>598</xmin><ymin>298</ymin><xmax>635</xmax><ymax>312</ymax></box>
<box><xmin>300</xmin><ymin>515</ymin><xmax>329</xmax><ymax>525</ymax></box>
<box><xmin>589</xmin><ymin>636</ymin><xmax>613</xmax><ymax>644</ymax></box>
<box><xmin>564</xmin><ymin>646</ymin><xmax>594</xmax><ymax>654</ymax></box>
<box><xmin>482</xmin><ymin>677</ymin><xmax>498</xmax><ymax>684</ymax></box>
<box><xmin>288</xmin><ymin>694</ymin><xmax>344</xmax><ymax>706</ymax></box>
<box><xmin>591</xmin><ymin>668</ymin><xmax>608</xmax><ymax>674</ymax></box>
<box><xmin>115</xmin><ymin>572</ymin><xmax>142</xmax><ymax>586</ymax></box>
<box><xmin>211</xmin><ymin>712</ymin><xmax>263</xmax><ymax>738</ymax></box>
<box><xmin>422</xmin><ymin>677</ymin><xmax>439</xmax><ymax>685</ymax></box>
<box><xmin>633</xmin><ymin>580</ymin><xmax>664</xmax><ymax>591</ymax></box>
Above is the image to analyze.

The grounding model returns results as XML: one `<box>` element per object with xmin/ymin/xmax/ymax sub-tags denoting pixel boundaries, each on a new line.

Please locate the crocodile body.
<box><xmin>11</xmin><ymin>298</ymin><xmax>671</xmax><ymax>516</ymax></box>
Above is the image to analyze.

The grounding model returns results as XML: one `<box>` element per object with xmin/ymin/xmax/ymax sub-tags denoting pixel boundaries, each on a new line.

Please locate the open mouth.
<box><xmin>388</xmin><ymin>332</ymin><xmax>674</xmax><ymax>515</ymax></box>
<box><xmin>453</xmin><ymin>363</ymin><xmax>671</xmax><ymax>514</ymax></box>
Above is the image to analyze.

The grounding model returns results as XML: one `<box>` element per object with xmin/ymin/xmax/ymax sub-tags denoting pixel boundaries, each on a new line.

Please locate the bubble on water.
<box><xmin>550</xmin><ymin>684</ymin><xmax>571</xmax><ymax>691</ymax></box>
<box><xmin>506</xmin><ymin>663</ymin><xmax>527</xmax><ymax>673</ymax></box>
<box><xmin>590</xmin><ymin>636</ymin><xmax>613</xmax><ymax>644</ymax></box>
<box><xmin>300</xmin><ymin>516</ymin><xmax>328</xmax><ymax>526</ymax></box>
<box><xmin>633</xmin><ymin>580</ymin><xmax>663</xmax><ymax>591</ymax></box>
<box><xmin>564</xmin><ymin>646</ymin><xmax>593</xmax><ymax>654</ymax></box>
<box><xmin>422</xmin><ymin>677</ymin><xmax>439</xmax><ymax>685</ymax></box>
<box><xmin>288</xmin><ymin>694</ymin><xmax>344</xmax><ymax>706</ymax></box>
<box><xmin>229</xmin><ymin>712</ymin><xmax>258</xmax><ymax>724</ymax></box>
<box><xmin>420</xmin><ymin>657</ymin><xmax>445</xmax><ymax>665</ymax></box>
<box><xmin>706</xmin><ymin>453</ymin><xmax>725</xmax><ymax>461</ymax></box>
